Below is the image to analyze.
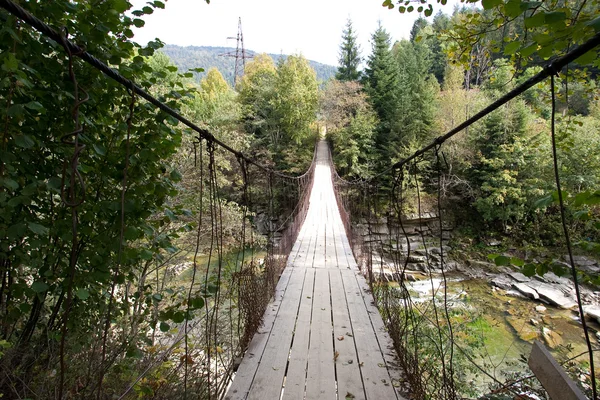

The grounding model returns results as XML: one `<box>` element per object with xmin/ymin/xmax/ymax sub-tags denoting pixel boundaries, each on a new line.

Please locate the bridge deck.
<box><xmin>225</xmin><ymin>141</ymin><xmax>403</xmax><ymax>400</ymax></box>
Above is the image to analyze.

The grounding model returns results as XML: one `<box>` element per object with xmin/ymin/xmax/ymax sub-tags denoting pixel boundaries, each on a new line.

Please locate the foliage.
<box><xmin>383</xmin><ymin>0</ymin><xmax>600</xmax><ymax>69</ymax></box>
<box><xmin>161</xmin><ymin>44</ymin><xmax>337</xmax><ymax>86</ymax></box>
<box><xmin>336</xmin><ymin>18</ymin><xmax>362</xmax><ymax>82</ymax></box>
<box><xmin>239</xmin><ymin>53</ymin><xmax>318</xmax><ymax>172</ymax></box>
<box><xmin>320</xmin><ymin>80</ymin><xmax>378</xmax><ymax>178</ymax></box>
<box><xmin>362</xmin><ymin>23</ymin><xmax>400</xmax><ymax>169</ymax></box>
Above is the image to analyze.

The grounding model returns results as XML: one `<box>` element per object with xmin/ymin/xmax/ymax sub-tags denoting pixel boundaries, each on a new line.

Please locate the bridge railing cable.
<box><xmin>0</xmin><ymin>1</ymin><xmax>318</xmax><ymax>399</ymax></box>
<box><xmin>0</xmin><ymin>0</ymin><xmax>306</xmax><ymax>181</ymax></box>
<box><xmin>330</xmin><ymin>31</ymin><xmax>600</xmax><ymax>400</ymax></box>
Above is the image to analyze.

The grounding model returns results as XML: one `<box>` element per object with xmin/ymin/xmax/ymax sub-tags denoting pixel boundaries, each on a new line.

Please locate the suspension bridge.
<box><xmin>225</xmin><ymin>141</ymin><xmax>403</xmax><ymax>399</ymax></box>
<box><xmin>2</xmin><ymin>1</ymin><xmax>600</xmax><ymax>398</ymax></box>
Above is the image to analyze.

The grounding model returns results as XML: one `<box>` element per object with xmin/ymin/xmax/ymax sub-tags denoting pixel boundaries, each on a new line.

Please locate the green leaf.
<box><xmin>31</xmin><ymin>281</ymin><xmax>49</xmax><ymax>293</ymax></box>
<box><xmin>76</xmin><ymin>289</ymin><xmax>90</xmax><ymax>300</ymax></box>
<box><xmin>522</xmin><ymin>263</ymin><xmax>536</xmax><ymax>277</ymax></box>
<box><xmin>510</xmin><ymin>257</ymin><xmax>525</xmax><ymax>267</ymax></box>
<box><xmin>1</xmin><ymin>178</ymin><xmax>19</xmax><ymax>191</ymax></box>
<box><xmin>2</xmin><ymin>53</ymin><xmax>18</xmax><ymax>72</ymax></box>
<box><xmin>113</xmin><ymin>0</ymin><xmax>130</xmax><ymax>13</ymax></box>
<box><xmin>140</xmin><ymin>249</ymin><xmax>153</xmax><ymax>260</ymax></box>
<box><xmin>574</xmin><ymin>50</ymin><xmax>598</xmax><ymax>66</ymax></box>
<box><xmin>494</xmin><ymin>255</ymin><xmax>511</xmax><ymax>266</ymax></box>
<box><xmin>152</xmin><ymin>293</ymin><xmax>162</xmax><ymax>301</ymax></box>
<box><xmin>172</xmin><ymin>312</ymin><xmax>185</xmax><ymax>323</ymax></box>
<box><xmin>14</xmin><ymin>135</ymin><xmax>35</xmax><ymax>149</ymax></box>
<box><xmin>191</xmin><ymin>297</ymin><xmax>204</xmax><ymax>309</ymax></box>
<box><xmin>92</xmin><ymin>144</ymin><xmax>107</xmax><ymax>156</ymax></box>
<box><xmin>159</xmin><ymin>322</ymin><xmax>170</xmax><ymax>332</ymax></box>
<box><xmin>24</xmin><ymin>101</ymin><xmax>44</xmax><ymax>111</ymax></box>
<box><xmin>536</xmin><ymin>263</ymin><xmax>549</xmax><ymax>276</ymax></box>
<box><xmin>28</xmin><ymin>222</ymin><xmax>49</xmax><ymax>236</ymax></box>
<box><xmin>524</xmin><ymin>12</ymin><xmax>545</xmax><ymax>28</ymax></box>
<box><xmin>504</xmin><ymin>0</ymin><xmax>524</xmax><ymax>18</ymax></box>
<box><xmin>573</xmin><ymin>210</ymin><xmax>590</xmax><ymax>221</ymax></box>
<box><xmin>482</xmin><ymin>0</ymin><xmax>502</xmax><ymax>10</ymax></box>
<box><xmin>132</xmin><ymin>19</ymin><xmax>145</xmax><ymax>28</ymax></box>
<box><xmin>544</xmin><ymin>11</ymin><xmax>566</xmax><ymax>24</ymax></box>
<box><xmin>165</xmin><ymin>209</ymin><xmax>176</xmax><ymax>221</ymax></box>
<box><xmin>534</xmin><ymin>194</ymin><xmax>553</xmax><ymax>209</ymax></box>
<box><xmin>521</xmin><ymin>43</ymin><xmax>538</xmax><ymax>57</ymax></box>
<box><xmin>586</xmin><ymin>16</ymin><xmax>600</xmax><ymax>32</ymax></box>
<box><xmin>504</xmin><ymin>42</ymin><xmax>520</xmax><ymax>55</ymax></box>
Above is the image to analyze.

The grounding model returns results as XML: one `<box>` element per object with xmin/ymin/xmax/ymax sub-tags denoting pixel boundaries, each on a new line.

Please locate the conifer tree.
<box><xmin>362</xmin><ymin>23</ymin><xmax>399</xmax><ymax>166</ymax></box>
<box><xmin>336</xmin><ymin>18</ymin><xmax>362</xmax><ymax>81</ymax></box>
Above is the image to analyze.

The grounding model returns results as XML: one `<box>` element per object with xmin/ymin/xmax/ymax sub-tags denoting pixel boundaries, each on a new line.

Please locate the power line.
<box><xmin>0</xmin><ymin>0</ymin><xmax>298</xmax><ymax>179</ymax></box>
<box><xmin>219</xmin><ymin>17</ymin><xmax>254</xmax><ymax>86</ymax></box>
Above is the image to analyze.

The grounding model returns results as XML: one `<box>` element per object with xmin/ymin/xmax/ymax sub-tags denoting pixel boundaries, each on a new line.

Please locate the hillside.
<box><xmin>160</xmin><ymin>44</ymin><xmax>337</xmax><ymax>85</ymax></box>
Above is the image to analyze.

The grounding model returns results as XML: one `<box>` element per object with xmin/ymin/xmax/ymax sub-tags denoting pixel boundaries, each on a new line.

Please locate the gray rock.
<box><xmin>443</xmin><ymin>261</ymin><xmax>459</xmax><ymax>271</ymax></box>
<box><xmin>508</xmin><ymin>271</ymin><xmax>531</xmax><ymax>283</ymax></box>
<box><xmin>407</xmin><ymin>255</ymin><xmax>427</xmax><ymax>263</ymax></box>
<box><xmin>512</xmin><ymin>282</ymin><xmax>540</xmax><ymax>300</ymax></box>
<box><xmin>429</xmin><ymin>246</ymin><xmax>452</xmax><ymax>255</ymax></box>
<box><xmin>469</xmin><ymin>260</ymin><xmax>496</xmax><ymax>270</ymax></box>
<box><xmin>582</xmin><ymin>305</ymin><xmax>600</xmax><ymax>324</ymax></box>
<box><xmin>535</xmin><ymin>305</ymin><xmax>547</xmax><ymax>312</ymax></box>
<box><xmin>492</xmin><ymin>276</ymin><xmax>513</xmax><ymax>290</ymax></box>
<box><xmin>525</xmin><ymin>281</ymin><xmax>577</xmax><ymax>309</ymax></box>
<box><xmin>565</xmin><ymin>255</ymin><xmax>597</xmax><ymax>267</ymax></box>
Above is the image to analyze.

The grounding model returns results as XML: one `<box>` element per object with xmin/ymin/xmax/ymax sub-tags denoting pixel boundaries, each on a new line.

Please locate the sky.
<box><xmin>130</xmin><ymin>0</ymin><xmax>457</xmax><ymax>66</ymax></box>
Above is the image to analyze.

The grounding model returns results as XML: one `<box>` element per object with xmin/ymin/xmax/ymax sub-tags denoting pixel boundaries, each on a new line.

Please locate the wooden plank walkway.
<box><xmin>225</xmin><ymin>141</ymin><xmax>404</xmax><ymax>400</ymax></box>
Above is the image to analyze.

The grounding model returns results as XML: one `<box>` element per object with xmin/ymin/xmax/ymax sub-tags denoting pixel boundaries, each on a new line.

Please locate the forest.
<box><xmin>160</xmin><ymin>44</ymin><xmax>337</xmax><ymax>86</ymax></box>
<box><xmin>0</xmin><ymin>0</ymin><xmax>599</xmax><ymax>399</ymax></box>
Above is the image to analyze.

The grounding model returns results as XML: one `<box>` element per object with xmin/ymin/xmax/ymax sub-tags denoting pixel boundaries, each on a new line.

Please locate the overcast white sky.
<box><xmin>130</xmin><ymin>0</ymin><xmax>457</xmax><ymax>66</ymax></box>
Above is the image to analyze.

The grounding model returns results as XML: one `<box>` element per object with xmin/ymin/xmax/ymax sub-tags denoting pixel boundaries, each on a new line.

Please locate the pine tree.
<box><xmin>362</xmin><ymin>23</ymin><xmax>399</xmax><ymax>167</ymax></box>
<box><xmin>336</xmin><ymin>18</ymin><xmax>362</xmax><ymax>81</ymax></box>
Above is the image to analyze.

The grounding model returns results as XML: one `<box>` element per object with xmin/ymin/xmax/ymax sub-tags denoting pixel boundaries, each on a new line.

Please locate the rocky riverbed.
<box><xmin>356</xmin><ymin>215</ymin><xmax>600</xmax><ymax>395</ymax></box>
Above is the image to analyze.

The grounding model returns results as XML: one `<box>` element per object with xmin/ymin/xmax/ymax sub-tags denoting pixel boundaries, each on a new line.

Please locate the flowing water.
<box><xmin>401</xmin><ymin>272</ymin><xmax>600</xmax><ymax>395</ymax></box>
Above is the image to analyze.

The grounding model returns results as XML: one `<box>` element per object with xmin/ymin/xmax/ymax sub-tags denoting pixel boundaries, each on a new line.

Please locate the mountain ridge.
<box><xmin>160</xmin><ymin>44</ymin><xmax>337</xmax><ymax>85</ymax></box>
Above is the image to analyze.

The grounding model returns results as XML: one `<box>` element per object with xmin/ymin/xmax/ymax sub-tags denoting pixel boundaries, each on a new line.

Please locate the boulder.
<box><xmin>582</xmin><ymin>305</ymin><xmax>600</xmax><ymax>324</ymax></box>
<box><xmin>525</xmin><ymin>281</ymin><xmax>577</xmax><ymax>309</ymax></box>
<box><xmin>407</xmin><ymin>255</ymin><xmax>427</xmax><ymax>263</ymax></box>
<box><xmin>429</xmin><ymin>246</ymin><xmax>452</xmax><ymax>255</ymax></box>
<box><xmin>565</xmin><ymin>255</ymin><xmax>597</xmax><ymax>267</ymax></box>
<box><xmin>492</xmin><ymin>276</ymin><xmax>513</xmax><ymax>290</ymax></box>
<box><xmin>508</xmin><ymin>272</ymin><xmax>531</xmax><ymax>283</ymax></box>
<box><xmin>512</xmin><ymin>282</ymin><xmax>540</xmax><ymax>300</ymax></box>
<box><xmin>542</xmin><ymin>327</ymin><xmax>563</xmax><ymax>348</ymax></box>
<box><xmin>535</xmin><ymin>305</ymin><xmax>547</xmax><ymax>313</ymax></box>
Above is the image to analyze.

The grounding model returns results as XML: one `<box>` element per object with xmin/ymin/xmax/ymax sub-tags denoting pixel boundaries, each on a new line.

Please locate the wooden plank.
<box><xmin>281</xmin><ymin>268</ymin><xmax>316</xmax><ymax>400</ymax></box>
<box><xmin>330</xmin><ymin>269</ymin><xmax>366</xmax><ymax>400</ymax></box>
<box><xmin>225</xmin><ymin>265</ymin><xmax>294</xmax><ymax>400</ymax></box>
<box><xmin>353</xmin><ymin>269</ymin><xmax>406</xmax><ymax>399</ymax></box>
<box><xmin>341</xmin><ymin>269</ymin><xmax>399</xmax><ymax>399</ymax></box>
<box><xmin>228</xmin><ymin>141</ymin><xmax>403</xmax><ymax>400</ymax></box>
<box><xmin>529</xmin><ymin>340</ymin><xmax>587</xmax><ymax>400</ymax></box>
<box><xmin>246</xmin><ymin>267</ymin><xmax>307</xmax><ymax>400</ymax></box>
<box><xmin>305</xmin><ymin>268</ymin><xmax>336</xmax><ymax>399</ymax></box>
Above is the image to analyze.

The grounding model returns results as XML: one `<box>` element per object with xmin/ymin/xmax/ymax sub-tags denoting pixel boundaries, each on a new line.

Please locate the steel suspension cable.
<box><xmin>0</xmin><ymin>0</ymin><xmax>311</xmax><ymax>180</ymax></box>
